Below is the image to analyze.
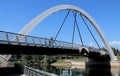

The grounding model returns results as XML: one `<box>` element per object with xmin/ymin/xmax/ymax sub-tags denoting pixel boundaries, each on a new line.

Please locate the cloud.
<box><xmin>109</xmin><ymin>41</ymin><xmax>120</xmax><ymax>46</ymax></box>
<box><xmin>88</xmin><ymin>42</ymin><xmax>94</xmax><ymax>46</ymax></box>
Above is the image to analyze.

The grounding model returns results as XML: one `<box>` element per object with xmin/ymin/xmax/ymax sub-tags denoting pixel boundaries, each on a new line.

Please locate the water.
<box><xmin>31</xmin><ymin>64</ymin><xmax>120</xmax><ymax>76</ymax></box>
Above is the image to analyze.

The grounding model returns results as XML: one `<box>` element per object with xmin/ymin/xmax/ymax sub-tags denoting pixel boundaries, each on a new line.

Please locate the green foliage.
<box><xmin>117</xmin><ymin>56</ymin><xmax>120</xmax><ymax>60</ymax></box>
<box><xmin>55</xmin><ymin>60</ymin><xmax>70</xmax><ymax>64</ymax></box>
<box><xmin>71</xmin><ymin>57</ymin><xmax>87</xmax><ymax>61</ymax></box>
<box><xmin>112</xmin><ymin>47</ymin><xmax>120</xmax><ymax>56</ymax></box>
<box><xmin>10</xmin><ymin>47</ymin><xmax>120</xmax><ymax>64</ymax></box>
<box><xmin>101</xmin><ymin>47</ymin><xmax>120</xmax><ymax>56</ymax></box>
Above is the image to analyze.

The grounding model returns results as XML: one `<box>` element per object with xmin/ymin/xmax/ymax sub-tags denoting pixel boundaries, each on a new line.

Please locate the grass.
<box><xmin>54</xmin><ymin>57</ymin><xmax>87</xmax><ymax>64</ymax></box>
<box><xmin>69</xmin><ymin>57</ymin><xmax>88</xmax><ymax>62</ymax></box>
<box><xmin>55</xmin><ymin>60</ymin><xmax>70</xmax><ymax>64</ymax></box>
<box><xmin>117</xmin><ymin>56</ymin><xmax>120</xmax><ymax>60</ymax></box>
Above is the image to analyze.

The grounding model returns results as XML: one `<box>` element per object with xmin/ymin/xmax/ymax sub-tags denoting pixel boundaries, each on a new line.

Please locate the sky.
<box><xmin>0</xmin><ymin>0</ymin><xmax>120</xmax><ymax>49</ymax></box>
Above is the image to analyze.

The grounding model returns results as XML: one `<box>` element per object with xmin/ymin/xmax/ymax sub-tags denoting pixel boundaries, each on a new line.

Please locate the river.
<box><xmin>30</xmin><ymin>64</ymin><xmax>120</xmax><ymax>76</ymax></box>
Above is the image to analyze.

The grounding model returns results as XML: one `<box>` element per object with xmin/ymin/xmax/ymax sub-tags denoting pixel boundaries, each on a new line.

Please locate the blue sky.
<box><xmin>0</xmin><ymin>0</ymin><xmax>120</xmax><ymax>49</ymax></box>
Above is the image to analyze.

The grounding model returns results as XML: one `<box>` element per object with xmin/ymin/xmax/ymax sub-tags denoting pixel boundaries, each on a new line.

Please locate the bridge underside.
<box><xmin>0</xmin><ymin>44</ymin><xmax>80</xmax><ymax>55</ymax></box>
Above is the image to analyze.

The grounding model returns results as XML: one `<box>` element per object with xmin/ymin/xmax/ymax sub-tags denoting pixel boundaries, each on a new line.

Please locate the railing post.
<box><xmin>32</xmin><ymin>37</ymin><xmax>35</xmax><ymax>46</ymax></box>
<box><xmin>16</xmin><ymin>35</ymin><xmax>19</xmax><ymax>44</ymax></box>
<box><xmin>25</xmin><ymin>35</ymin><xmax>28</xmax><ymax>45</ymax></box>
<box><xmin>39</xmin><ymin>38</ymin><xmax>41</xmax><ymax>46</ymax></box>
<box><xmin>44</xmin><ymin>38</ymin><xmax>47</xmax><ymax>46</ymax></box>
<box><xmin>6</xmin><ymin>32</ymin><xmax>9</xmax><ymax>44</ymax></box>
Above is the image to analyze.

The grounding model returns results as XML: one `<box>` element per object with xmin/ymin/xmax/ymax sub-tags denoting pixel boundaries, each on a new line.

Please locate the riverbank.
<box><xmin>51</xmin><ymin>60</ymin><xmax>86</xmax><ymax>69</ymax></box>
<box><xmin>51</xmin><ymin>60</ymin><xmax>120</xmax><ymax>69</ymax></box>
<box><xmin>110</xmin><ymin>61</ymin><xmax>120</xmax><ymax>68</ymax></box>
<box><xmin>51</xmin><ymin>60</ymin><xmax>71</xmax><ymax>68</ymax></box>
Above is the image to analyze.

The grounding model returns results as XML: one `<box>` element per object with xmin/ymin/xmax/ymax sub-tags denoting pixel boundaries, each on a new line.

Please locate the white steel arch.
<box><xmin>1</xmin><ymin>5</ymin><xmax>116</xmax><ymax>62</ymax></box>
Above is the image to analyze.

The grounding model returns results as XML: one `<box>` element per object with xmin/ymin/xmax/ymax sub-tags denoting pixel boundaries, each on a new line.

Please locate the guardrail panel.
<box><xmin>0</xmin><ymin>30</ymin><xmax>87</xmax><ymax>50</ymax></box>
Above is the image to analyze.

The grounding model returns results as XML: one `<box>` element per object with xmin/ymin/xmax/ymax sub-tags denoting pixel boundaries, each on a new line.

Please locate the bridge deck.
<box><xmin>0</xmin><ymin>43</ymin><xmax>80</xmax><ymax>55</ymax></box>
<box><xmin>0</xmin><ymin>30</ymin><xmax>84</xmax><ymax>55</ymax></box>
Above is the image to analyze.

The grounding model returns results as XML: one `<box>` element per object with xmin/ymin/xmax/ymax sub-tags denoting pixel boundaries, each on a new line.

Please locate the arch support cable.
<box><xmin>54</xmin><ymin>10</ymin><xmax>71</xmax><ymax>41</ymax></box>
<box><xmin>80</xmin><ymin>13</ymin><xmax>101</xmax><ymax>49</ymax></box>
<box><xmin>72</xmin><ymin>12</ymin><xmax>76</xmax><ymax>46</ymax></box>
<box><xmin>72</xmin><ymin>11</ymin><xmax>84</xmax><ymax>46</ymax></box>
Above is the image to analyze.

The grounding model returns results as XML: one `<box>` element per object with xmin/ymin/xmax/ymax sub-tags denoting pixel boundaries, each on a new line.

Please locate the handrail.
<box><xmin>24</xmin><ymin>66</ymin><xmax>57</xmax><ymax>76</ymax></box>
<box><xmin>0</xmin><ymin>30</ymin><xmax>85</xmax><ymax>50</ymax></box>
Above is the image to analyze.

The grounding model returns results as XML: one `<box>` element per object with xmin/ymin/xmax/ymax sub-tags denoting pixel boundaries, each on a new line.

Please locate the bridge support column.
<box><xmin>86</xmin><ymin>51</ymin><xmax>111</xmax><ymax>69</ymax></box>
<box><xmin>85</xmin><ymin>52</ymin><xmax>112</xmax><ymax>75</ymax></box>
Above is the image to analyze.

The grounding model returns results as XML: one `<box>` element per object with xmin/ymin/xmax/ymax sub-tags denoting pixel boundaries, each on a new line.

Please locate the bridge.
<box><xmin>0</xmin><ymin>4</ymin><xmax>117</xmax><ymax>75</ymax></box>
<box><xmin>0</xmin><ymin>30</ymin><xmax>89</xmax><ymax>55</ymax></box>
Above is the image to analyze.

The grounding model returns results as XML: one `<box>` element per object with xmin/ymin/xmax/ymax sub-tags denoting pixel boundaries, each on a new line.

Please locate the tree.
<box><xmin>112</xmin><ymin>47</ymin><xmax>120</xmax><ymax>56</ymax></box>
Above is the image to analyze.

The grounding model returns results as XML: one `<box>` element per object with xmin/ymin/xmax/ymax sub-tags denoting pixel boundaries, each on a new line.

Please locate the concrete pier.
<box><xmin>86</xmin><ymin>51</ymin><xmax>120</xmax><ymax>69</ymax></box>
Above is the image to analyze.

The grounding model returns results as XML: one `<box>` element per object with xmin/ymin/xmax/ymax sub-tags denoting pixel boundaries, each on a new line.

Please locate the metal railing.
<box><xmin>0</xmin><ymin>30</ymin><xmax>83</xmax><ymax>50</ymax></box>
<box><xmin>24</xmin><ymin>66</ymin><xmax>57</xmax><ymax>76</ymax></box>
